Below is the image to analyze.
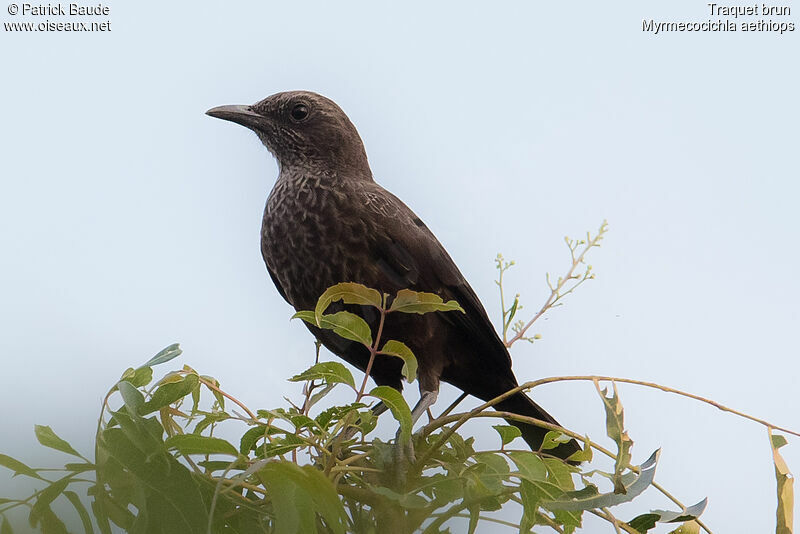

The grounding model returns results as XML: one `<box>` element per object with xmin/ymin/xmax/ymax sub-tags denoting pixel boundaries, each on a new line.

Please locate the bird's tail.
<box><xmin>494</xmin><ymin>392</ymin><xmax>581</xmax><ymax>463</ymax></box>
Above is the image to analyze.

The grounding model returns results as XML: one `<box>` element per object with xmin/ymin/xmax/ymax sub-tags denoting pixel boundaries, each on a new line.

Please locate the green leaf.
<box><xmin>296</xmin><ymin>310</ymin><xmax>373</xmax><ymax>347</ymax></box>
<box><xmin>1</xmin><ymin>518</ymin><xmax>13</xmax><ymax>534</ymax></box>
<box><xmin>64</xmin><ymin>463</ymin><xmax>94</xmax><ymax>473</ymax></box>
<box><xmin>566</xmin><ymin>435</ymin><xmax>593</xmax><ymax>463</ymax></box>
<box><xmin>119</xmin><ymin>366</ymin><xmax>153</xmax><ymax>388</ymax></box>
<box><xmin>139</xmin><ymin>374</ymin><xmax>199</xmax><ymax>415</ymax></box>
<box><xmin>541</xmin><ymin>430</ymin><xmax>573</xmax><ymax>450</ymax></box>
<box><xmin>34</xmin><ymin>426</ymin><xmax>83</xmax><ymax>458</ymax></box>
<box><xmin>29</xmin><ymin>476</ymin><xmax>70</xmax><ymax>529</ymax></box>
<box><xmin>0</xmin><ymin>454</ymin><xmax>43</xmax><ymax>479</ymax></box>
<box><xmin>507</xmin><ymin>295</ymin><xmax>519</xmax><ymax>325</ymax></box>
<box><xmin>257</xmin><ymin>462</ymin><xmax>347</xmax><ymax>534</ymax></box>
<box><xmin>627</xmin><ymin>514</ymin><xmax>659</xmax><ymax>533</ymax></box>
<box><xmin>379</xmin><ymin>340</ymin><xmax>418</xmax><ymax>383</ymax></box>
<box><xmin>314</xmin><ymin>403</ymin><xmax>366</xmax><ymax>431</ymax></box>
<box><xmin>322</xmin><ymin>311</ymin><xmax>373</xmax><ymax>346</ymax></box>
<box><xmin>240</xmin><ymin>425</ymin><xmax>278</xmax><ymax>454</ymax></box>
<box><xmin>508</xmin><ymin>451</ymin><xmax>548</xmax><ymax>482</ymax></box>
<box><xmin>772</xmin><ymin>433</ymin><xmax>789</xmax><ymax>450</ymax></box>
<box><xmin>142</xmin><ymin>343</ymin><xmax>182</xmax><ymax>367</ymax></box>
<box><xmin>289</xmin><ymin>361</ymin><xmax>356</xmax><ymax>389</ymax></box>
<box><xmin>544</xmin><ymin>457</ymin><xmax>578</xmax><ymax>490</ymax></box>
<box><xmin>314</xmin><ymin>282</ymin><xmax>383</xmax><ymax>322</ymax></box>
<box><xmin>117</xmin><ymin>380</ymin><xmax>144</xmax><ymax>416</ymax></box>
<box><xmin>100</xmin><ymin>426</ymin><xmax>209</xmax><ymax>532</ymax></box>
<box><xmin>520</xmin><ymin>479</ymin><xmax>542</xmax><ymax>530</ymax></box>
<box><xmin>627</xmin><ymin>499</ymin><xmax>708</xmax><ymax>533</ymax></box>
<box><xmin>291</xmin><ymin>310</ymin><xmax>317</xmax><ymax>324</ymax></box>
<box><xmin>33</xmin><ymin>509</ymin><xmax>68</xmax><ymax>534</ymax></box>
<box><xmin>165</xmin><ymin>434</ymin><xmax>238</xmax><ymax>456</ymax></box>
<box><xmin>63</xmin><ymin>490</ymin><xmax>93</xmax><ymax>534</ymax></box>
<box><xmin>769</xmin><ymin>428</ymin><xmax>794</xmax><ymax>534</ymax></box>
<box><xmin>389</xmin><ymin>289</ymin><xmax>464</xmax><ymax>314</ymax></box>
<box><xmin>260</xmin><ymin>435</ymin><xmax>306</xmax><ymax>458</ymax></box>
<box><xmin>492</xmin><ymin>425</ymin><xmax>522</xmax><ymax>447</ymax></box>
<box><xmin>544</xmin><ymin>449</ymin><xmax>660</xmax><ymax>511</ymax></box>
<box><xmin>307</xmin><ymin>383</ymin><xmax>336</xmax><ymax>410</ymax></box>
<box><xmin>597</xmin><ymin>381</ymin><xmax>633</xmax><ymax>493</ymax></box>
<box><xmin>369</xmin><ymin>386</ymin><xmax>412</xmax><ymax>441</ymax></box>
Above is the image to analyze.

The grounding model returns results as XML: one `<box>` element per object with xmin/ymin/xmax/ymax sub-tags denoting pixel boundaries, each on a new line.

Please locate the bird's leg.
<box><xmin>410</xmin><ymin>390</ymin><xmax>438</xmax><ymax>425</ymax></box>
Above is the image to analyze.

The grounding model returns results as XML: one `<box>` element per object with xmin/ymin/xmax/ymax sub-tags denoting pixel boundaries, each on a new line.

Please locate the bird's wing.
<box><xmin>266</xmin><ymin>263</ymin><xmax>289</xmax><ymax>302</ymax></box>
<box><xmin>359</xmin><ymin>183</ymin><xmax>512</xmax><ymax>369</ymax></box>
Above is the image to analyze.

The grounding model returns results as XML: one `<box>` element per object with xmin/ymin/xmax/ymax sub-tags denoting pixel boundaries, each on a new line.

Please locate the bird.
<box><xmin>207</xmin><ymin>91</ymin><xmax>580</xmax><ymax>462</ymax></box>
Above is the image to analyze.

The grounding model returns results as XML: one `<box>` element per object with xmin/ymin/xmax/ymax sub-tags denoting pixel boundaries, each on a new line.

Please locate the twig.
<box><xmin>356</xmin><ymin>305</ymin><xmax>387</xmax><ymax>402</ymax></box>
<box><xmin>522</xmin><ymin>375</ymin><xmax>800</xmax><ymax>439</ymax></box>
<box><xmin>438</xmin><ymin>391</ymin><xmax>468</xmax><ymax>419</ymax></box>
<box><xmin>196</xmin><ymin>376</ymin><xmax>257</xmax><ymax>421</ymax></box>
<box><xmin>505</xmin><ymin>221</ymin><xmax>607</xmax><ymax>347</ymax></box>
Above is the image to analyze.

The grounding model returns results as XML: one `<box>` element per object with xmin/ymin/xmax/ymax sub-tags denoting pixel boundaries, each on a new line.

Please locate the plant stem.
<box><xmin>356</xmin><ymin>307</ymin><xmax>386</xmax><ymax>402</ymax></box>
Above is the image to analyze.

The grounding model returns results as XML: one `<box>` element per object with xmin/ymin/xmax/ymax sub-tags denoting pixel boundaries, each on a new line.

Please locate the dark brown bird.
<box><xmin>207</xmin><ymin>91</ymin><xmax>579</xmax><ymax>461</ymax></box>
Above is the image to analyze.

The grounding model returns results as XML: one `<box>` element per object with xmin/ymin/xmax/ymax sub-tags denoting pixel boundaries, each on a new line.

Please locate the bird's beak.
<box><xmin>206</xmin><ymin>105</ymin><xmax>265</xmax><ymax>130</ymax></box>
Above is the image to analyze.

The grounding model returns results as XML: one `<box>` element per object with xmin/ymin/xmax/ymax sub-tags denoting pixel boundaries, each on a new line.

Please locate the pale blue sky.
<box><xmin>1</xmin><ymin>0</ymin><xmax>798</xmax><ymax>531</ymax></box>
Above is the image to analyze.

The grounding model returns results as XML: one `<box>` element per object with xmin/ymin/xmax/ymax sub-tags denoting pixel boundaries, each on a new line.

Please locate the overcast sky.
<box><xmin>1</xmin><ymin>0</ymin><xmax>798</xmax><ymax>532</ymax></box>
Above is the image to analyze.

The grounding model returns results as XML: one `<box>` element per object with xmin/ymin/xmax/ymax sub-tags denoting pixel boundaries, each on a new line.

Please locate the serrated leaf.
<box><xmin>544</xmin><ymin>449</ymin><xmax>660</xmax><ymax>511</ymax></box>
<box><xmin>388</xmin><ymin>289</ymin><xmax>465</xmax><ymax>314</ymax></box>
<box><xmin>492</xmin><ymin>425</ymin><xmax>522</xmax><ymax>447</ymax></box>
<box><xmin>772</xmin><ymin>433</ymin><xmax>789</xmax><ymax>450</ymax></box>
<box><xmin>63</xmin><ymin>490</ymin><xmax>93</xmax><ymax>534</ymax></box>
<box><xmin>297</xmin><ymin>311</ymin><xmax>373</xmax><ymax>347</ymax></box>
<box><xmin>239</xmin><ymin>425</ymin><xmax>277</xmax><ymax>454</ymax></box>
<box><xmin>541</xmin><ymin>430</ymin><xmax>573</xmax><ymax>450</ymax></box>
<box><xmin>369</xmin><ymin>386</ymin><xmax>412</xmax><ymax>441</ymax></box>
<box><xmin>289</xmin><ymin>361</ymin><xmax>356</xmax><ymax>389</ymax></box>
<box><xmin>292</xmin><ymin>310</ymin><xmax>317</xmax><ymax>324</ymax></box>
<box><xmin>769</xmin><ymin>428</ymin><xmax>794</xmax><ymax>534</ymax></box>
<box><xmin>567</xmin><ymin>435</ymin><xmax>593</xmax><ymax>463</ymax></box>
<box><xmin>142</xmin><ymin>343</ymin><xmax>182</xmax><ymax>367</ymax></box>
<box><xmin>100</xmin><ymin>426</ymin><xmax>208</xmax><ymax>531</ymax></box>
<box><xmin>34</xmin><ymin>426</ymin><xmax>83</xmax><ymax>458</ymax></box>
<box><xmin>117</xmin><ymin>380</ymin><xmax>144</xmax><ymax>416</ymax></box>
<box><xmin>379</xmin><ymin>340</ymin><xmax>418</xmax><ymax>383</ymax></box>
<box><xmin>64</xmin><ymin>463</ymin><xmax>94</xmax><ymax>473</ymax></box>
<box><xmin>508</xmin><ymin>451</ymin><xmax>548</xmax><ymax>482</ymax></box>
<box><xmin>0</xmin><ymin>454</ymin><xmax>42</xmax><ymax>479</ymax></box>
<box><xmin>307</xmin><ymin>383</ymin><xmax>336</xmax><ymax>410</ymax></box>
<box><xmin>139</xmin><ymin>374</ymin><xmax>199</xmax><ymax>415</ymax></box>
<box><xmin>120</xmin><ymin>366</ymin><xmax>153</xmax><ymax>388</ymax></box>
<box><xmin>261</xmin><ymin>435</ymin><xmax>306</xmax><ymax>458</ymax></box>
<box><xmin>314</xmin><ymin>282</ymin><xmax>383</xmax><ymax>322</ymax></box>
<box><xmin>627</xmin><ymin>513</ymin><xmax>659</xmax><ymax>533</ymax></box>
<box><xmin>165</xmin><ymin>434</ymin><xmax>238</xmax><ymax>456</ymax></box>
<box><xmin>627</xmin><ymin>499</ymin><xmax>708</xmax><ymax>533</ymax></box>
<box><xmin>596</xmin><ymin>381</ymin><xmax>633</xmax><ymax>493</ymax></box>
<box><xmin>29</xmin><ymin>476</ymin><xmax>70</xmax><ymax>528</ymax></box>
<box><xmin>256</xmin><ymin>462</ymin><xmax>347</xmax><ymax>534</ymax></box>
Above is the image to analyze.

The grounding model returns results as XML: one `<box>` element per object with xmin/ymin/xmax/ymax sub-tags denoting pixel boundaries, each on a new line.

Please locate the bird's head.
<box><xmin>207</xmin><ymin>90</ymin><xmax>371</xmax><ymax>179</ymax></box>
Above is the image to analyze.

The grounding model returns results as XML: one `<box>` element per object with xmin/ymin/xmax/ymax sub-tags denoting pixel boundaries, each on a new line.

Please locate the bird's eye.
<box><xmin>290</xmin><ymin>103</ymin><xmax>309</xmax><ymax>122</ymax></box>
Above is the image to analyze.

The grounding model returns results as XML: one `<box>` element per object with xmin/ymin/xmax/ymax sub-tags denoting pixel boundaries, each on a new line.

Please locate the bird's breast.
<box><xmin>261</xmin><ymin>176</ymin><xmax>377</xmax><ymax>310</ymax></box>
